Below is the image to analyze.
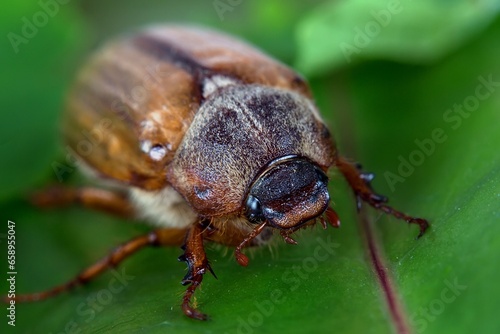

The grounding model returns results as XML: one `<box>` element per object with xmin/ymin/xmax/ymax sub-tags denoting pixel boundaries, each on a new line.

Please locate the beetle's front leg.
<box><xmin>336</xmin><ymin>157</ymin><xmax>429</xmax><ymax>237</ymax></box>
<box><xmin>178</xmin><ymin>220</ymin><xmax>216</xmax><ymax>320</ymax></box>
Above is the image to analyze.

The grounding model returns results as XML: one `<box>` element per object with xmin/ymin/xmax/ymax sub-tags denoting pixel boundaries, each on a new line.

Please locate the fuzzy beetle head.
<box><xmin>244</xmin><ymin>155</ymin><xmax>330</xmax><ymax>230</ymax></box>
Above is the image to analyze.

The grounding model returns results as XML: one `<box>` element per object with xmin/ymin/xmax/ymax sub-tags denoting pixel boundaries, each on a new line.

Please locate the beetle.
<box><xmin>5</xmin><ymin>25</ymin><xmax>428</xmax><ymax>320</ymax></box>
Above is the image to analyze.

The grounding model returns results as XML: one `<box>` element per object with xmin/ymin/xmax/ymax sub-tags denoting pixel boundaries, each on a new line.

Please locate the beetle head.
<box><xmin>244</xmin><ymin>155</ymin><xmax>330</xmax><ymax>230</ymax></box>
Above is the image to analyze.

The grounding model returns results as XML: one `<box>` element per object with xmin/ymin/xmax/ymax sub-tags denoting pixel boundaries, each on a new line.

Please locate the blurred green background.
<box><xmin>1</xmin><ymin>0</ymin><xmax>499</xmax><ymax>333</ymax></box>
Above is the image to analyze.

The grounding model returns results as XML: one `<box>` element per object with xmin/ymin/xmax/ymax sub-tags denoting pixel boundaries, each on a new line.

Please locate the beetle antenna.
<box><xmin>234</xmin><ymin>222</ymin><xmax>267</xmax><ymax>267</ymax></box>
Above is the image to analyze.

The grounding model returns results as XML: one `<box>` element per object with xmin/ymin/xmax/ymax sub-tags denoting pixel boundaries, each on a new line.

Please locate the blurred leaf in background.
<box><xmin>0</xmin><ymin>0</ymin><xmax>499</xmax><ymax>333</ymax></box>
<box><xmin>0</xmin><ymin>0</ymin><xmax>87</xmax><ymax>199</ymax></box>
<box><xmin>296</xmin><ymin>0</ymin><xmax>500</xmax><ymax>74</ymax></box>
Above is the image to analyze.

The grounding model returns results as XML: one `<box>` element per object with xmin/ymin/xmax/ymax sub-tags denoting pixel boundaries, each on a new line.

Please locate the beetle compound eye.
<box><xmin>245</xmin><ymin>195</ymin><xmax>265</xmax><ymax>224</ymax></box>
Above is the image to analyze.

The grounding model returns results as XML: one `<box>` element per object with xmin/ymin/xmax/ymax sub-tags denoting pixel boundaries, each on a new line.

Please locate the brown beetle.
<box><xmin>5</xmin><ymin>26</ymin><xmax>428</xmax><ymax>320</ymax></box>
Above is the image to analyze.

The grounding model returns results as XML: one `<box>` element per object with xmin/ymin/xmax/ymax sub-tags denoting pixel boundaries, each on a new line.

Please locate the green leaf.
<box><xmin>296</xmin><ymin>0</ymin><xmax>500</xmax><ymax>75</ymax></box>
<box><xmin>1</xmin><ymin>2</ymin><xmax>499</xmax><ymax>334</ymax></box>
<box><xmin>0</xmin><ymin>0</ymin><xmax>87</xmax><ymax>200</ymax></box>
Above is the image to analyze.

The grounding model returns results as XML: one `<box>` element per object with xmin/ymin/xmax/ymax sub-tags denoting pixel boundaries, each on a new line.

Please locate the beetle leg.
<box><xmin>336</xmin><ymin>157</ymin><xmax>429</xmax><ymax>238</ymax></box>
<box><xmin>2</xmin><ymin>228</ymin><xmax>186</xmax><ymax>303</ymax></box>
<box><xmin>31</xmin><ymin>186</ymin><xmax>135</xmax><ymax>218</ymax></box>
<box><xmin>178</xmin><ymin>221</ymin><xmax>215</xmax><ymax>320</ymax></box>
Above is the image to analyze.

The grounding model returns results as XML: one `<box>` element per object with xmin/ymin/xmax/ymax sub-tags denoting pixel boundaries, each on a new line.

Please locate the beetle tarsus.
<box><xmin>181</xmin><ymin>275</ymin><xmax>209</xmax><ymax>321</ymax></box>
<box><xmin>336</xmin><ymin>157</ymin><xmax>429</xmax><ymax>237</ymax></box>
<box><xmin>411</xmin><ymin>218</ymin><xmax>430</xmax><ymax>239</ymax></box>
<box><xmin>364</xmin><ymin>198</ymin><xmax>429</xmax><ymax>237</ymax></box>
<box><xmin>179</xmin><ymin>222</ymin><xmax>213</xmax><ymax>320</ymax></box>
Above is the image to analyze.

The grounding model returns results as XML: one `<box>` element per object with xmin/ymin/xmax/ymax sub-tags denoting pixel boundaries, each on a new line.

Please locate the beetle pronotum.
<box><xmin>4</xmin><ymin>26</ymin><xmax>428</xmax><ymax>320</ymax></box>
